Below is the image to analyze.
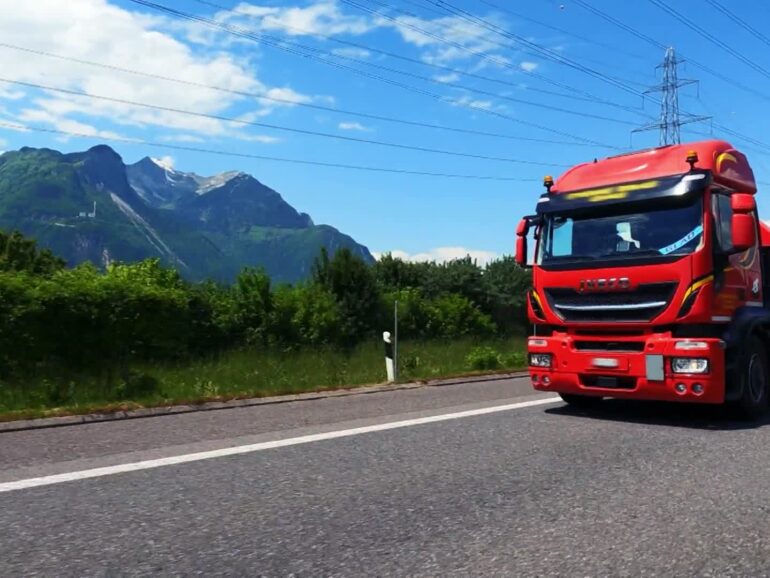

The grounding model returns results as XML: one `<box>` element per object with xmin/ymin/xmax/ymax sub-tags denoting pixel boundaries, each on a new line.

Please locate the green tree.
<box><xmin>482</xmin><ymin>256</ymin><xmax>532</xmax><ymax>333</ymax></box>
<box><xmin>0</xmin><ymin>230</ymin><xmax>65</xmax><ymax>276</ymax></box>
<box><xmin>270</xmin><ymin>283</ymin><xmax>341</xmax><ymax>346</ymax></box>
<box><xmin>373</xmin><ymin>253</ymin><xmax>428</xmax><ymax>291</ymax></box>
<box><xmin>234</xmin><ymin>267</ymin><xmax>273</xmax><ymax>344</ymax></box>
<box><xmin>313</xmin><ymin>247</ymin><xmax>380</xmax><ymax>344</ymax></box>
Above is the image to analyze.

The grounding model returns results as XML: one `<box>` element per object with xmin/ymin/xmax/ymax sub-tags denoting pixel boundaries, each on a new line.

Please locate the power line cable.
<box><xmin>0</xmin><ymin>122</ymin><xmax>538</xmax><ymax>181</ymax></box>
<box><xmin>0</xmin><ymin>77</ymin><xmax>570</xmax><ymax>167</ymax></box>
<box><xmin>704</xmin><ymin>0</ymin><xmax>770</xmax><ymax>48</ymax></box>
<box><xmin>337</xmin><ymin>0</ymin><xmax>654</xmax><ymax>118</ymax></box>
<box><xmin>362</xmin><ymin>0</ymin><xmax>650</xmax><ymax>77</ymax></box>
<box><xmin>193</xmin><ymin>0</ymin><xmax>576</xmax><ymax>102</ymax></box>
<box><xmin>188</xmin><ymin>0</ymin><xmax>641</xmax><ymax>125</ymax></box>
<box><xmin>416</xmin><ymin>0</ymin><xmax>648</xmax><ymax>99</ymax></box>
<box><xmin>127</xmin><ymin>0</ymin><xmax>621</xmax><ymax>147</ymax></box>
<box><xmin>569</xmin><ymin>0</ymin><xmax>770</xmax><ymax>152</ymax></box>
<box><xmin>646</xmin><ymin>0</ymin><xmax>770</xmax><ymax>81</ymax></box>
<box><xmin>572</xmin><ymin>0</ymin><xmax>770</xmax><ymax>105</ymax></box>
<box><xmin>0</xmin><ymin>42</ymin><xmax>606</xmax><ymax>149</ymax></box>
<box><xmin>475</xmin><ymin>0</ymin><xmax>649</xmax><ymax>62</ymax></box>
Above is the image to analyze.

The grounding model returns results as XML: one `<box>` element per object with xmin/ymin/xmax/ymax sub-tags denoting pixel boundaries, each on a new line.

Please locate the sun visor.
<box><xmin>536</xmin><ymin>171</ymin><xmax>711</xmax><ymax>214</ymax></box>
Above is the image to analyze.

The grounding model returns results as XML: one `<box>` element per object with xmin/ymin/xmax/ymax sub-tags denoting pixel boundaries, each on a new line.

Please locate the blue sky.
<box><xmin>1</xmin><ymin>0</ymin><xmax>770</xmax><ymax>263</ymax></box>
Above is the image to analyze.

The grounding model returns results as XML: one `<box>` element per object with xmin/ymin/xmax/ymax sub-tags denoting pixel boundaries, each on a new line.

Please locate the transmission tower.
<box><xmin>634</xmin><ymin>47</ymin><xmax>710</xmax><ymax>145</ymax></box>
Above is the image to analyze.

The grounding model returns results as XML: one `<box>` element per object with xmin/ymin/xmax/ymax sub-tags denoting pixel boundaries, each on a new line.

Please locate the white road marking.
<box><xmin>0</xmin><ymin>396</ymin><xmax>559</xmax><ymax>494</ymax></box>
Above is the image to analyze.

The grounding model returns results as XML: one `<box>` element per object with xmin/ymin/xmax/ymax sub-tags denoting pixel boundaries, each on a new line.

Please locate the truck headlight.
<box><xmin>529</xmin><ymin>353</ymin><xmax>553</xmax><ymax>368</ymax></box>
<box><xmin>671</xmin><ymin>357</ymin><xmax>709</xmax><ymax>374</ymax></box>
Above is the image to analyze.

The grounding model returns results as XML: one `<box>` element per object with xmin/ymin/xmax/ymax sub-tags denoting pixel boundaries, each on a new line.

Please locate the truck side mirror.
<box><xmin>731</xmin><ymin>193</ymin><xmax>756</xmax><ymax>213</ymax></box>
<box><xmin>515</xmin><ymin>236</ymin><xmax>527</xmax><ymax>267</ymax></box>
<box><xmin>515</xmin><ymin>217</ymin><xmax>529</xmax><ymax>267</ymax></box>
<box><xmin>732</xmin><ymin>213</ymin><xmax>756</xmax><ymax>251</ymax></box>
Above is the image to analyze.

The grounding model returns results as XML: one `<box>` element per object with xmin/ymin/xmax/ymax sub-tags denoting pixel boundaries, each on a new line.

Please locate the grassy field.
<box><xmin>0</xmin><ymin>337</ymin><xmax>526</xmax><ymax>421</ymax></box>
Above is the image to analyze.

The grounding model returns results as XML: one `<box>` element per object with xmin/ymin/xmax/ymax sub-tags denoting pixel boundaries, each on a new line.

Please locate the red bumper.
<box><xmin>528</xmin><ymin>333</ymin><xmax>726</xmax><ymax>404</ymax></box>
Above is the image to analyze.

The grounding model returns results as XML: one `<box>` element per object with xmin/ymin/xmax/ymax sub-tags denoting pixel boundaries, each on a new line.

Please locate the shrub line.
<box><xmin>0</xmin><ymin>370</ymin><xmax>527</xmax><ymax>433</ymax></box>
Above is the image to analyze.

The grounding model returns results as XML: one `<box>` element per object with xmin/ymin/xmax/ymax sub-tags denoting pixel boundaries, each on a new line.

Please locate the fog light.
<box><xmin>672</xmin><ymin>357</ymin><xmax>709</xmax><ymax>374</ymax></box>
<box><xmin>529</xmin><ymin>338</ymin><xmax>548</xmax><ymax>347</ymax></box>
<box><xmin>542</xmin><ymin>376</ymin><xmax>551</xmax><ymax>385</ymax></box>
<box><xmin>529</xmin><ymin>353</ymin><xmax>553</xmax><ymax>368</ymax></box>
<box><xmin>692</xmin><ymin>383</ymin><xmax>704</xmax><ymax>395</ymax></box>
<box><xmin>532</xmin><ymin>374</ymin><xmax>540</xmax><ymax>385</ymax></box>
<box><xmin>675</xmin><ymin>383</ymin><xmax>687</xmax><ymax>394</ymax></box>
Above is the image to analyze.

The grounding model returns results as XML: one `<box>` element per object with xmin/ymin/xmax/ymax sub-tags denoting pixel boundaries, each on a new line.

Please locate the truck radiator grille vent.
<box><xmin>545</xmin><ymin>282</ymin><xmax>677</xmax><ymax>322</ymax></box>
<box><xmin>574</xmin><ymin>341</ymin><xmax>645</xmax><ymax>352</ymax></box>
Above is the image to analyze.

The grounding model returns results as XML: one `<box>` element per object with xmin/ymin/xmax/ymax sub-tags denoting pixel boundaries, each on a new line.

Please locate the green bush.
<box><xmin>116</xmin><ymin>370</ymin><xmax>161</xmax><ymax>400</ymax></box>
<box><xmin>0</xmin><ymin>231</ymin><xmax>533</xmax><ymax>390</ymax></box>
<box><xmin>466</xmin><ymin>346</ymin><xmax>502</xmax><ymax>370</ymax></box>
<box><xmin>269</xmin><ymin>283</ymin><xmax>341</xmax><ymax>346</ymax></box>
<box><xmin>501</xmin><ymin>351</ymin><xmax>526</xmax><ymax>368</ymax></box>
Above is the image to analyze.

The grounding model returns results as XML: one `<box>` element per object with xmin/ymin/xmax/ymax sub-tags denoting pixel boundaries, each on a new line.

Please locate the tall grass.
<box><xmin>0</xmin><ymin>337</ymin><xmax>525</xmax><ymax>420</ymax></box>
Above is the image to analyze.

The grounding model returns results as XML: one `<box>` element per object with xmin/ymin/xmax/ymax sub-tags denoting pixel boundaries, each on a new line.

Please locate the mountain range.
<box><xmin>0</xmin><ymin>145</ymin><xmax>373</xmax><ymax>282</ymax></box>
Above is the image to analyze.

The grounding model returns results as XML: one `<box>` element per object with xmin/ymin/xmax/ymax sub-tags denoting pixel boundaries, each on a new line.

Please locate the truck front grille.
<box><xmin>545</xmin><ymin>282</ymin><xmax>677</xmax><ymax>323</ymax></box>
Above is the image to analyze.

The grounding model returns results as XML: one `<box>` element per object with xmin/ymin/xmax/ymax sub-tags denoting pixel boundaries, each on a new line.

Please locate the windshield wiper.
<box><xmin>544</xmin><ymin>254</ymin><xmax>596</xmax><ymax>262</ymax></box>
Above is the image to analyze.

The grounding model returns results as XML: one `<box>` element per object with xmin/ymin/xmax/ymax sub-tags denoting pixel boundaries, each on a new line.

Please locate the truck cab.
<box><xmin>515</xmin><ymin>140</ymin><xmax>770</xmax><ymax>417</ymax></box>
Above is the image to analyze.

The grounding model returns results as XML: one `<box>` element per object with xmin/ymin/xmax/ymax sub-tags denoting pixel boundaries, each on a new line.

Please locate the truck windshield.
<box><xmin>537</xmin><ymin>196</ymin><xmax>703</xmax><ymax>265</ymax></box>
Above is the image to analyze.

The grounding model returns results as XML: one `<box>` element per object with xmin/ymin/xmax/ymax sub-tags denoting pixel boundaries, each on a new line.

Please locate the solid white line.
<box><xmin>0</xmin><ymin>396</ymin><xmax>560</xmax><ymax>494</ymax></box>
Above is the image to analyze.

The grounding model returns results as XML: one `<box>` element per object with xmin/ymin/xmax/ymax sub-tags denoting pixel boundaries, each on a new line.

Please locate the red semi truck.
<box><xmin>515</xmin><ymin>139</ymin><xmax>770</xmax><ymax>417</ymax></box>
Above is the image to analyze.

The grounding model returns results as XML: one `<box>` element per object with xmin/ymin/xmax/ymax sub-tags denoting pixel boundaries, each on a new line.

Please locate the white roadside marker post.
<box><xmin>383</xmin><ymin>331</ymin><xmax>395</xmax><ymax>382</ymax></box>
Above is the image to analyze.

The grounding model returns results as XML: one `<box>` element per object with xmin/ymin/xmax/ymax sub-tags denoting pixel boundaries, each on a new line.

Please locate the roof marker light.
<box><xmin>686</xmin><ymin>150</ymin><xmax>699</xmax><ymax>170</ymax></box>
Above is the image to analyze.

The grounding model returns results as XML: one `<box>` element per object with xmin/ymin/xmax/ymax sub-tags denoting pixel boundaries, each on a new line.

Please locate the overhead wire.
<box><xmin>192</xmin><ymin>0</ymin><xmax>575</xmax><ymax>102</ymax></box>
<box><xmin>0</xmin><ymin>77</ymin><xmax>570</xmax><ymax>167</ymax></box>
<box><xmin>474</xmin><ymin>0</ymin><xmax>649</xmax><ymax>62</ymax></box>
<box><xmin>704</xmin><ymin>0</ymin><xmax>770</xmax><ymax>48</ymax></box>
<box><xmin>0</xmin><ymin>42</ymin><xmax>605</xmax><ymax>149</ymax></box>
<box><xmin>571</xmin><ymin>0</ymin><xmax>770</xmax><ymax>105</ymax></box>
<box><xmin>645</xmin><ymin>0</ymin><xmax>770</xmax><ymax>81</ymax></box>
<box><xmin>188</xmin><ymin>0</ymin><xmax>644</xmax><ymax>125</ymax></box>
<box><xmin>339</xmin><ymin>0</ymin><xmax>653</xmax><ymax>118</ymax></box>
<box><xmin>0</xmin><ymin>122</ymin><xmax>537</xmax><ymax>181</ymax></box>
<box><xmin>416</xmin><ymin>0</ymin><xmax>650</xmax><ymax>99</ymax></box>
<box><xmin>568</xmin><ymin>0</ymin><xmax>770</xmax><ymax>154</ymax></box>
<box><xmin>127</xmin><ymin>0</ymin><xmax>623</xmax><ymax>147</ymax></box>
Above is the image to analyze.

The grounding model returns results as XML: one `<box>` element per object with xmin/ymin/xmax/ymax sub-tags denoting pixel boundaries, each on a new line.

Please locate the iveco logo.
<box><xmin>578</xmin><ymin>277</ymin><xmax>631</xmax><ymax>293</ymax></box>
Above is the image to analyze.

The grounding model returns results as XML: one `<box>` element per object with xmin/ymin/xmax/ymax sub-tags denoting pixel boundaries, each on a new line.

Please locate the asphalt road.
<box><xmin>3</xmin><ymin>376</ymin><xmax>770</xmax><ymax>577</ymax></box>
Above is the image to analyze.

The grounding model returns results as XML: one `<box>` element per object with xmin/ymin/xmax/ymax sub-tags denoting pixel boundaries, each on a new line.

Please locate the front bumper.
<box><xmin>528</xmin><ymin>333</ymin><xmax>726</xmax><ymax>404</ymax></box>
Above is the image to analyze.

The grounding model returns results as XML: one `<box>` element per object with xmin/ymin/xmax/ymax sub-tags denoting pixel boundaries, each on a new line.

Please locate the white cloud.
<box><xmin>0</xmin><ymin>88</ymin><xmax>25</xmax><ymax>101</ymax></box>
<box><xmin>338</xmin><ymin>121</ymin><xmax>373</xmax><ymax>132</ymax></box>
<box><xmin>380</xmin><ymin>13</ymin><xmax>510</xmax><ymax>66</ymax></box>
<box><xmin>331</xmin><ymin>47</ymin><xmax>371</xmax><ymax>59</ymax></box>
<box><xmin>375</xmin><ymin>247</ymin><xmax>498</xmax><ymax>266</ymax></box>
<box><xmin>234</xmin><ymin>134</ymin><xmax>281</xmax><ymax>143</ymax></box>
<box><xmin>434</xmin><ymin>72</ymin><xmax>461</xmax><ymax>84</ymax></box>
<box><xmin>446</xmin><ymin>94</ymin><xmax>495</xmax><ymax>111</ymax></box>
<box><xmin>520</xmin><ymin>61</ymin><xmax>538</xmax><ymax>72</ymax></box>
<box><xmin>161</xmin><ymin>134</ymin><xmax>206</xmax><ymax>143</ymax></box>
<box><xmin>0</xmin><ymin>0</ymin><xmax>320</xmax><ymax>139</ymax></box>
<box><xmin>228</xmin><ymin>1</ymin><xmax>372</xmax><ymax>37</ymax></box>
<box><xmin>18</xmin><ymin>107</ymin><xmax>123</xmax><ymax>140</ymax></box>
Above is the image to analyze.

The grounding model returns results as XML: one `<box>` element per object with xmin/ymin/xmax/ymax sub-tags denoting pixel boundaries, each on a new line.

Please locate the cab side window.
<box><xmin>712</xmin><ymin>191</ymin><xmax>733</xmax><ymax>252</ymax></box>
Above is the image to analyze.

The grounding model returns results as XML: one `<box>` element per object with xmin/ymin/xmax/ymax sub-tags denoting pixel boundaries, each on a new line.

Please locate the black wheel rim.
<box><xmin>748</xmin><ymin>353</ymin><xmax>766</xmax><ymax>404</ymax></box>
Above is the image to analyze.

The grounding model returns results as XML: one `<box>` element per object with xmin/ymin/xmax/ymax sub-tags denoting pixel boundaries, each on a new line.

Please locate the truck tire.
<box><xmin>734</xmin><ymin>336</ymin><xmax>769</xmax><ymax>419</ymax></box>
<box><xmin>559</xmin><ymin>393</ymin><xmax>603</xmax><ymax>408</ymax></box>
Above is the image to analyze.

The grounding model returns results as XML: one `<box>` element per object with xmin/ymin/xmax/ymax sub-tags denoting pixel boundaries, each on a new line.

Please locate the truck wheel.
<box><xmin>734</xmin><ymin>337</ymin><xmax>769</xmax><ymax>419</ymax></box>
<box><xmin>559</xmin><ymin>393</ymin><xmax>603</xmax><ymax>408</ymax></box>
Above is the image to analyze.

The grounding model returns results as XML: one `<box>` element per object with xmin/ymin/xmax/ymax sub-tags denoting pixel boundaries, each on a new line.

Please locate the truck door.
<box><xmin>712</xmin><ymin>190</ymin><xmax>762</xmax><ymax>318</ymax></box>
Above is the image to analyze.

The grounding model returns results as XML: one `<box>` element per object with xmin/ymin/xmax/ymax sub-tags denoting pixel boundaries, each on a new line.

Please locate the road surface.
<box><xmin>2</xmin><ymin>376</ymin><xmax>770</xmax><ymax>576</ymax></box>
